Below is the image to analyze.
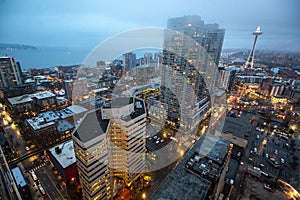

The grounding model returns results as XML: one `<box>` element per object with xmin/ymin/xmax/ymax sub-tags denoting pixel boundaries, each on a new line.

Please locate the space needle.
<box><xmin>245</xmin><ymin>26</ymin><xmax>262</xmax><ymax>69</ymax></box>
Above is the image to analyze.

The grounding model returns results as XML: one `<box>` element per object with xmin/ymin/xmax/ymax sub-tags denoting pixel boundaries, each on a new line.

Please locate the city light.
<box><xmin>0</xmin><ymin>5</ymin><xmax>299</xmax><ymax>200</ymax></box>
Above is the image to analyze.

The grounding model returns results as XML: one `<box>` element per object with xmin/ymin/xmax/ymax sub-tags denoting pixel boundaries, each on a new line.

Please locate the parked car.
<box><xmin>265</xmin><ymin>153</ymin><xmax>269</xmax><ymax>158</ymax></box>
<box><xmin>264</xmin><ymin>184</ymin><xmax>275</xmax><ymax>192</ymax></box>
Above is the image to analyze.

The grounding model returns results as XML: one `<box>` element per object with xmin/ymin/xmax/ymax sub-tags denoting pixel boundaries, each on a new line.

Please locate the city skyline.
<box><xmin>0</xmin><ymin>0</ymin><xmax>299</xmax><ymax>51</ymax></box>
<box><xmin>0</xmin><ymin>2</ymin><xmax>300</xmax><ymax>200</ymax></box>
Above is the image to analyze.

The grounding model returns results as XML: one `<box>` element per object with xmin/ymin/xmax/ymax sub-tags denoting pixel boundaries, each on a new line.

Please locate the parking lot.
<box><xmin>223</xmin><ymin>109</ymin><xmax>300</xmax><ymax>194</ymax></box>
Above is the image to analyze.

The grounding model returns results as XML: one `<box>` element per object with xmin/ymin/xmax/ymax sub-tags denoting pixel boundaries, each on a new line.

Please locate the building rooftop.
<box><xmin>91</xmin><ymin>88</ymin><xmax>109</xmax><ymax>94</ymax></box>
<box><xmin>11</xmin><ymin>167</ymin><xmax>27</xmax><ymax>188</ymax></box>
<box><xmin>56</xmin><ymin>97</ymin><xmax>69</xmax><ymax>104</ymax></box>
<box><xmin>30</xmin><ymin>91</ymin><xmax>56</xmax><ymax>100</ymax></box>
<box><xmin>57</xmin><ymin>120</ymin><xmax>75</xmax><ymax>133</ymax></box>
<box><xmin>66</xmin><ymin>105</ymin><xmax>88</xmax><ymax>115</ymax></box>
<box><xmin>0</xmin><ymin>56</ymin><xmax>10</xmax><ymax>59</ymax></box>
<box><xmin>73</xmin><ymin>97</ymin><xmax>146</xmax><ymax>143</ymax></box>
<box><xmin>183</xmin><ymin>135</ymin><xmax>230</xmax><ymax>184</ymax></box>
<box><xmin>198</xmin><ymin>134</ymin><xmax>230</xmax><ymax>165</ymax></box>
<box><xmin>220</xmin><ymin>133</ymin><xmax>248</xmax><ymax>148</ymax></box>
<box><xmin>26</xmin><ymin>111</ymin><xmax>60</xmax><ymax>130</ymax></box>
<box><xmin>38</xmin><ymin>111</ymin><xmax>60</xmax><ymax>122</ymax></box>
<box><xmin>102</xmin><ymin>97</ymin><xmax>134</xmax><ymax>108</ymax></box>
<box><xmin>121</xmin><ymin>98</ymin><xmax>146</xmax><ymax>122</ymax></box>
<box><xmin>122</xmin><ymin>84</ymin><xmax>159</xmax><ymax>96</ymax></box>
<box><xmin>7</xmin><ymin>95</ymin><xmax>33</xmax><ymax>105</ymax></box>
<box><xmin>63</xmin><ymin>79</ymin><xmax>73</xmax><ymax>83</ymax></box>
<box><xmin>56</xmin><ymin>108</ymin><xmax>74</xmax><ymax>119</ymax></box>
<box><xmin>73</xmin><ymin>110</ymin><xmax>110</xmax><ymax>143</ymax></box>
<box><xmin>27</xmin><ymin>117</ymin><xmax>55</xmax><ymax>131</ymax></box>
<box><xmin>149</xmin><ymin>134</ymin><xmax>212</xmax><ymax>200</ymax></box>
<box><xmin>48</xmin><ymin>140</ymin><xmax>76</xmax><ymax>169</ymax></box>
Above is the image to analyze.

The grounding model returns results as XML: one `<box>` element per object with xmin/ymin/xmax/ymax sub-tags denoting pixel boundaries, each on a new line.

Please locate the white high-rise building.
<box><xmin>72</xmin><ymin>97</ymin><xmax>146</xmax><ymax>200</ymax></box>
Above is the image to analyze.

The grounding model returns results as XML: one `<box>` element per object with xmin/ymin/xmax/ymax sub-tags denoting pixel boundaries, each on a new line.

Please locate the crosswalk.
<box><xmin>29</xmin><ymin>163</ymin><xmax>46</xmax><ymax>172</ymax></box>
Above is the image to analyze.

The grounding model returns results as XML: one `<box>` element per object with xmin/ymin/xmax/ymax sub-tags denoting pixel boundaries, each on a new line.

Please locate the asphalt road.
<box><xmin>35</xmin><ymin>169</ymin><xmax>65</xmax><ymax>200</ymax></box>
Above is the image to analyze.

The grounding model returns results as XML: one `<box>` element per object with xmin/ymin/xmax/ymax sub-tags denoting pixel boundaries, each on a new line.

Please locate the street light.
<box><xmin>142</xmin><ymin>193</ymin><xmax>146</xmax><ymax>199</ymax></box>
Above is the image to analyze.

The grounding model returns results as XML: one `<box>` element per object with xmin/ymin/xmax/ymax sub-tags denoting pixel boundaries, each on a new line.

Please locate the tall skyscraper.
<box><xmin>143</xmin><ymin>53</ymin><xmax>153</xmax><ymax>65</ymax></box>
<box><xmin>202</xmin><ymin>23</ymin><xmax>225</xmax><ymax>66</ymax></box>
<box><xmin>72</xmin><ymin>97</ymin><xmax>146</xmax><ymax>200</ymax></box>
<box><xmin>161</xmin><ymin>15</ymin><xmax>225</xmax><ymax>131</ymax></box>
<box><xmin>0</xmin><ymin>56</ymin><xmax>22</xmax><ymax>88</ymax></box>
<box><xmin>122</xmin><ymin>52</ymin><xmax>136</xmax><ymax>70</ymax></box>
<box><xmin>167</xmin><ymin>16</ymin><xmax>224</xmax><ymax>66</ymax></box>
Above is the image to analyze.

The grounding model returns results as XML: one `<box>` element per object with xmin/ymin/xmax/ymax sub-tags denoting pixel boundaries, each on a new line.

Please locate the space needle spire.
<box><xmin>245</xmin><ymin>26</ymin><xmax>262</xmax><ymax>69</ymax></box>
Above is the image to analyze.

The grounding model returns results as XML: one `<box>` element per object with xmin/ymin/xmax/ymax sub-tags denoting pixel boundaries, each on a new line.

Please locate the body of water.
<box><xmin>0</xmin><ymin>46</ymin><xmax>161</xmax><ymax>70</ymax></box>
<box><xmin>0</xmin><ymin>46</ymin><xmax>91</xmax><ymax>69</ymax></box>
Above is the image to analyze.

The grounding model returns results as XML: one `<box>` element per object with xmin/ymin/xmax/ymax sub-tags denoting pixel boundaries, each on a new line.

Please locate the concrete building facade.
<box><xmin>72</xmin><ymin>97</ymin><xmax>146</xmax><ymax>200</ymax></box>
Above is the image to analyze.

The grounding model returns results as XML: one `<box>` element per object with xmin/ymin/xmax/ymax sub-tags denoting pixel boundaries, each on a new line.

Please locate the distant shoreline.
<box><xmin>0</xmin><ymin>43</ymin><xmax>37</xmax><ymax>50</ymax></box>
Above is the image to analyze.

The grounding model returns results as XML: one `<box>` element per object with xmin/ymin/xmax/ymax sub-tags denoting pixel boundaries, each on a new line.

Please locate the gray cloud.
<box><xmin>0</xmin><ymin>0</ymin><xmax>299</xmax><ymax>50</ymax></box>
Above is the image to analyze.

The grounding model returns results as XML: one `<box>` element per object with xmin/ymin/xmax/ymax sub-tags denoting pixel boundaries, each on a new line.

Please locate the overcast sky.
<box><xmin>1</xmin><ymin>0</ymin><xmax>299</xmax><ymax>51</ymax></box>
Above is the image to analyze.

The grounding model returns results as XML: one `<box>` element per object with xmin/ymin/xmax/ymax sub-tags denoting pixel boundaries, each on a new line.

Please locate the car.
<box><xmin>284</xmin><ymin>163</ymin><xmax>289</xmax><ymax>167</ymax></box>
<box><xmin>265</xmin><ymin>153</ymin><xmax>269</xmax><ymax>158</ymax></box>
<box><xmin>260</xmin><ymin>163</ymin><xmax>265</xmax><ymax>168</ymax></box>
<box><xmin>256</xmin><ymin>127</ymin><xmax>261</xmax><ymax>131</ymax></box>
<box><xmin>240</xmin><ymin>161</ymin><xmax>244</xmax><ymax>166</ymax></box>
<box><xmin>30</xmin><ymin>171</ymin><xmax>38</xmax><ymax>181</ymax></box>
<box><xmin>274</xmin><ymin>149</ymin><xmax>278</xmax><ymax>155</ymax></box>
<box><xmin>254</xmin><ymin>166</ymin><xmax>261</xmax><ymax>171</ymax></box>
<box><xmin>26</xmin><ymin>146</ymin><xmax>30</xmax><ymax>151</ymax></box>
<box><xmin>260</xmin><ymin>129</ymin><xmax>265</xmax><ymax>132</ymax></box>
<box><xmin>264</xmin><ymin>184</ymin><xmax>275</xmax><ymax>192</ymax></box>
<box><xmin>256</xmin><ymin>135</ymin><xmax>260</xmax><ymax>139</ymax></box>
<box><xmin>261</xmin><ymin>171</ymin><xmax>269</xmax><ymax>177</ymax></box>
<box><xmin>170</xmin><ymin>137</ymin><xmax>178</xmax><ymax>142</ymax></box>
<box><xmin>160</xmin><ymin>139</ymin><xmax>164</xmax><ymax>143</ymax></box>
<box><xmin>153</xmin><ymin>136</ymin><xmax>158</xmax><ymax>139</ymax></box>
<box><xmin>254</xmin><ymin>148</ymin><xmax>257</xmax><ymax>153</ymax></box>
<box><xmin>237</xmin><ymin>152</ymin><xmax>241</xmax><ymax>157</ymax></box>
<box><xmin>56</xmin><ymin>183</ymin><xmax>61</xmax><ymax>189</ymax></box>
<box><xmin>270</xmin><ymin>157</ymin><xmax>275</xmax><ymax>162</ymax></box>
<box><xmin>38</xmin><ymin>184</ymin><xmax>46</xmax><ymax>196</ymax></box>
<box><xmin>155</xmin><ymin>140</ymin><xmax>159</xmax><ymax>144</ymax></box>
<box><xmin>249</xmin><ymin>158</ymin><xmax>253</xmax><ymax>161</ymax></box>
<box><xmin>280</xmin><ymin>158</ymin><xmax>285</xmax><ymax>164</ymax></box>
